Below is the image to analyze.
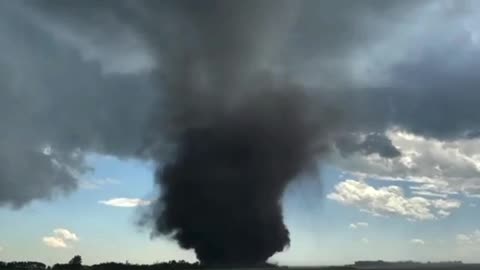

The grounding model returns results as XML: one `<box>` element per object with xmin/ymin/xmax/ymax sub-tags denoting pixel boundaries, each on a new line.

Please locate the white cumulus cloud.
<box><xmin>42</xmin><ymin>228</ymin><xmax>78</xmax><ymax>248</ymax></box>
<box><xmin>327</xmin><ymin>179</ymin><xmax>461</xmax><ymax>220</ymax></box>
<box><xmin>53</xmin><ymin>228</ymin><xmax>79</xmax><ymax>241</ymax></box>
<box><xmin>42</xmin><ymin>237</ymin><xmax>67</xmax><ymax>248</ymax></box>
<box><xmin>332</xmin><ymin>130</ymin><xmax>480</xmax><ymax>198</ymax></box>
<box><xmin>99</xmin><ymin>198</ymin><xmax>151</xmax><ymax>207</ymax></box>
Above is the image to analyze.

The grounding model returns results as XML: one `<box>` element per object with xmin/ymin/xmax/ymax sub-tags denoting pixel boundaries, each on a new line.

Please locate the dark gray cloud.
<box><xmin>0</xmin><ymin>2</ymin><xmax>155</xmax><ymax>207</ymax></box>
<box><xmin>388</xmin><ymin>44</ymin><xmax>480</xmax><ymax>139</ymax></box>
<box><xmin>1</xmin><ymin>0</ymin><xmax>480</xmax><ymax>263</ymax></box>
<box><xmin>333</xmin><ymin>33</ymin><xmax>480</xmax><ymax>141</ymax></box>
<box><xmin>336</xmin><ymin>133</ymin><xmax>401</xmax><ymax>158</ymax></box>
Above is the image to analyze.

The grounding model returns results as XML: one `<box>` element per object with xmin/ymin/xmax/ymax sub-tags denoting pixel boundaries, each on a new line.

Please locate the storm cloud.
<box><xmin>1</xmin><ymin>0</ymin><xmax>480</xmax><ymax>263</ymax></box>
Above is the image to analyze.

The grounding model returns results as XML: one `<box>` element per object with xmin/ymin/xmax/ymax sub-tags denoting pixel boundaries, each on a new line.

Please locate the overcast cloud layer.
<box><xmin>1</xmin><ymin>0</ymin><xmax>480</xmax><ymax>216</ymax></box>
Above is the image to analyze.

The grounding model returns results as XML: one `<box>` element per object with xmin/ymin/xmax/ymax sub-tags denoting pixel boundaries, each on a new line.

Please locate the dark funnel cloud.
<box><xmin>147</xmin><ymin>77</ymin><xmax>338</xmax><ymax>265</ymax></box>
<box><xmin>137</xmin><ymin>1</ymin><xmax>339</xmax><ymax>265</ymax></box>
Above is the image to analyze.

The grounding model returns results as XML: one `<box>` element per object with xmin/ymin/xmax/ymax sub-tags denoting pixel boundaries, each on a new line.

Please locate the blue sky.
<box><xmin>2</xmin><ymin>0</ymin><xmax>480</xmax><ymax>267</ymax></box>
<box><xmin>1</xmin><ymin>153</ymin><xmax>479</xmax><ymax>266</ymax></box>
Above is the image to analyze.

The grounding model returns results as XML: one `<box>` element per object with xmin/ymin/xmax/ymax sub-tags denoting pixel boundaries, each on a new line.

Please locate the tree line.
<box><xmin>0</xmin><ymin>256</ymin><xmax>282</xmax><ymax>270</ymax></box>
<box><xmin>0</xmin><ymin>256</ymin><xmax>204</xmax><ymax>270</ymax></box>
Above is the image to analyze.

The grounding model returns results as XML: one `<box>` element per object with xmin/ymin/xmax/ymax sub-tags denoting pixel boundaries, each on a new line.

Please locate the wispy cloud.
<box><xmin>456</xmin><ymin>229</ymin><xmax>480</xmax><ymax>245</ymax></box>
<box><xmin>361</xmin><ymin>237</ymin><xmax>369</xmax><ymax>244</ymax></box>
<box><xmin>457</xmin><ymin>234</ymin><xmax>472</xmax><ymax>243</ymax></box>
<box><xmin>349</xmin><ymin>222</ymin><xmax>368</xmax><ymax>229</ymax></box>
<box><xmin>411</xmin><ymin>190</ymin><xmax>448</xmax><ymax>198</ymax></box>
<box><xmin>99</xmin><ymin>198</ymin><xmax>151</xmax><ymax>207</ymax></box>
<box><xmin>410</xmin><ymin>238</ymin><xmax>426</xmax><ymax>245</ymax></box>
<box><xmin>42</xmin><ymin>228</ymin><xmax>79</xmax><ymax>248</ymax></box>
<box><xmin>79</xmin><ymin>178</ymin><xmax>120</xmax><ymax>190</ymax></box>
<box><xmin>437</xmin><ymin>209</ymin><xmax>451</xmax><ymax>218</ymax></box>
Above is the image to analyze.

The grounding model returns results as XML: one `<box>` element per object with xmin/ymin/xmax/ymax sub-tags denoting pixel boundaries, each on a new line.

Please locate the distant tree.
<box><xmin>4</xmin><ymin>261</ymin><xmax>46</xmax><ymax>270</ymax></box>
<box><xmin>68</xmin><ymin>256</ymin><xmax>82</xmax><ymax>266</ymax></box>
